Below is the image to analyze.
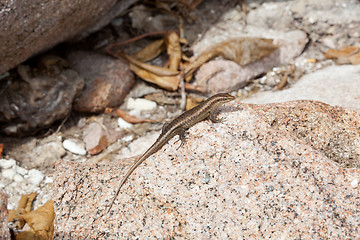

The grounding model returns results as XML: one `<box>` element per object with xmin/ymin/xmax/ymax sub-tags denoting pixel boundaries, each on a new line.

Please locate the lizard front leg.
<box><xmin>209</xmin><ymin>109</ymin><xmax>223</xmax><ymax>123</ymax></box>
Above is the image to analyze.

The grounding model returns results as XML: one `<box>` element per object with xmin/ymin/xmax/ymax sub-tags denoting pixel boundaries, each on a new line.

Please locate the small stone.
<box><xmin>351</xmin><ymin>179</ymin><xmax>358</xmax><ymax>188</ymax></box>
<box><xmin>14</xmin><ymin>174</ymin><xmax>24</xmax><ymax>182</ymax></box>
<box><xmin>13</xmin><ymin>165</ymin><xmax>28</xmax><ymax>175</ymax></box>
<box><xmin>122</xmin><ymin>135</ymin><xmax>134</xmax><ymax>142</ymax></box>
<box><xmin>27</xmin><ymin>169</ymin><xmax>44</xmax><ymax>185</ymax></box>
<box><xmin>127</xmin><ymin>98</ymin><xmax>157</xmax><ymax>111</ymax></box>
<box><xmin>44</xmin><ymin>176</ymin><xmax>54</xmax><ymax>184</ymax></box>
<box><xmin>63</xmin><ymin>139</ymin><xmax>86</xmax><ymax>155</ymax></box>
<box><xmin>2</xmin><ymin>168</ymin><xmax>16</xmax><ymax>180</ymax></box>
<box><xmin>117</xmin><ymin>117</ymin><xmax>133</xmax><ymax>129</ymax></box>
<box><xmin>0</xmin><ymin>159</ymin><xmax>16</xmax><ymax>169</ymax></box>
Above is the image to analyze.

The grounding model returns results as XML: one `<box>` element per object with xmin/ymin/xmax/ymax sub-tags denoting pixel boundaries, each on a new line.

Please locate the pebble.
<box><xmin>122</xmin><ymin>135</ymin><xmax>134</xmax><ymax>142</ymax></box>
<box><xmin>351</xmin><ymin>179</ymin><xmax>358</xmax><ymax>188</ymax></box>
<box><xmin>0</xmin><ymin>159</ymin><xmax>16</xmax><ymax>169</ymax></box>
<box><xmin>117</xmin><ymin>117</ymin><xmax>133</xmax><ymax>129</ymax></box>
<box><xmin>127</xmin><ymin>98</ymin><xmax>157</xmax><ymax>111</ymax></box>
<box><xmin>13</xmin><ymin>165</ymin><xmax>28</xmax><ymax>175</ymax></box>
<box><xmin>2</xmin><ymin>168</ymin><xmax>17</xmax><ymax>180</ymax></box>
<box><xmin>27</xmin><ymin>169</ymin><xmax>44</xmax><ymax>185</ymax></box>
<box><xmin>63</xmin><ymin>139</ymin><xmax>87</xmax><ymax>155</ymax></box>
<box><xmin>44</xmin><ymin>176</ymin><xmax>54</xmax><ymax>184</ymax></box>
<box><xmin>14</xmin><ymin>174</ymin><xmax>24</xmax><ymax>182</ymax></box>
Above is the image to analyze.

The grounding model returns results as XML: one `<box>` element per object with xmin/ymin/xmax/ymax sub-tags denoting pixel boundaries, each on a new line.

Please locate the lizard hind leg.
<box><xmin>175</xmin><ymin>128</ymin><xmax>188</xmax><ymax>150</ymax></box>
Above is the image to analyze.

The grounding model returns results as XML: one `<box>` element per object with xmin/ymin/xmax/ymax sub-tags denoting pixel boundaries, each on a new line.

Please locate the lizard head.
<box><xmin>213</xmin><ymin>92</ymin><xmax>236</xmax><ymax>103</ymax></box>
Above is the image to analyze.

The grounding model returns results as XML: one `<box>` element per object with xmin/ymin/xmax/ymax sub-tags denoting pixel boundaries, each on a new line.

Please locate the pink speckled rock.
<box><xmin>52</xmin><ymin>100</ymin><xmax>360</xmax><ymax>239</ymax></box>
<box><xmin>0</xmin><ymin>192</ymin><xmax>10</xmax><ymax>239</ymax></box>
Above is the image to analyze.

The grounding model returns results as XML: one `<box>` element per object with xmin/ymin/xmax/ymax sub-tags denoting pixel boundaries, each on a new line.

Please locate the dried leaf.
<box><xmin>125</xmin><ymin>54</ymin><xmax>179</xmax><ymax>76</ymax></box>
<box><xmin>184</xmin><ymin>38</ymin><xmax>278</xmax><ymax>79</ymax></box>
<box><xmin>16</xmin><ymin>230</ymin><xmax>37</xmax><ymax>240</ymax></box>
<box><xmin>324</xmin><ymin>46</ymin><xmax>360</xmax><ymax>65</ymax></box>
<box><xmin>185</xmin><ymin>95</ymin><xmax>204</xmax><ymax>111</ymax></box>
<box><xmin>184</xmin><ymin>82</ymin><xmax>206</xmax><ymax>93</ymax></box>
<box><xmin>324</xmin><ymin>46</ymin><xmax>359</xmax><ymax>58</ymax></box>
<box><xmin>349</xmin><ymin>52</ymin><xmax>360</xmax><ymax>65</ymax></box>
<box><xmin>22</xmin><ymin>200</ymin><xmax>55</xmax><ymax>240</ymax></box>
<box><xmin>8</xmin><ymin>193</ymin><xmax>37</xmax><ymax>229</ymax></box>
<box><xmin>115</xmin><ymin>109</ymin><xmax>157</xmax><ymax>123</ymax></box>
<box><xmin>9</xmin><ymin>196</ymin><xmax>55</xmax><ymax>240</ymax></box>
<box><xmin>133</xmin><ymin>39</ymin><xmax>166</xmax><ymax>62</ymax></box>
<box><xmin>164</xmin><ymin>31</ymin><xmax>182</xmax><ymax>71</ymax></box>
<box><xmin>129</xmin><ymin>62</ymin><xmax>179</xmax><ymax>91</ymax></box>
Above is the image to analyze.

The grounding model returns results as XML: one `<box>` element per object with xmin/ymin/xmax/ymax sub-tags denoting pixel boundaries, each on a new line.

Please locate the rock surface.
<box><xmin>0</xmin><ymin>158</ymin><xmax>52</xmax><ymax>211</ymax></box>
<box><xmin>52</xmin><ymin>100</ymin><xmax>360</xmax><ymax>239</ymax></box>
<box><xmin>193</xmin><ymin>26</ymin><xmax>308</xmax><ymax>93</ymax></box>
<box><xmin>0</xmin><ymin>0</ymin><xmax>136</xmax><ymax>74</ymax></box>
<box><xmin>243</xmin><ymin>65</ymin><xmax>360</xmax><ymax>113</ymax></box>
<box><xmin>0</xmin><ymin>65</ymin><xmax>84</xmax><ymax>136</ymax></box>
<box><xmin>0</xmin><ymin>192</ymin><xmax>10</xmax><ymax>239</ymax></box>
<box><xmin>67</xmin><ymin>51</ymin><xmax>135</xmax><ymax>113</ymax></box>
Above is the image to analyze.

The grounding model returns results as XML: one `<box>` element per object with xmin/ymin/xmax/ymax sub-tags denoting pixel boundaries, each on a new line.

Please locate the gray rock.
<box><xmin>0</xmin><ymin>0</ymin><xmax>136</xmax><ymax>74</ymax></box>
<box><xmin>243</xmin><ymin>65</ymin><xmax>360</xmax><ymax>113</ymax></box>
<box><xmin>192</xmin><ymin>20</ymin><xmax>308</xmax><ymax>93</ymax></box>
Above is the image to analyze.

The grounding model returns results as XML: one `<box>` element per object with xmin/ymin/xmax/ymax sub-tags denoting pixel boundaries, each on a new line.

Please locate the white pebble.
<box><xmin>2</xmin><ymin>168</ymin><xmax>17</xmax><ymax>180</ymax></box>
<box><xmin>28</xmin><ymin>169</ymin><xmax>44</xmax><ymax>185</ymax></box>
<box><xmin>14</xmin><ymin>174</ymin><xmax>24</xmax><ymax>182</ymax></box>
<box><xmin>351</xmin><ymin>179</ymin><xmax>358</xmax><ymax>188</ymax></box>
<box><xmin>0</xmin><ymin>159</ymin><xmax>16</xmax><ymax>169</ymax></box>
<box><xmin>122</xmin><ymin>135</ymin><xmax>134</xmax><ymax>142</ymax></box>
<box><xmin>44</xmin><ymin>176</ymin><xmax>53</xmax><ymax>184</ymax></box>
<box><xmin>117</xmin><ymin>117</ymin><xmax>133</xmax><ymax>129</ymax></box>
<box><xmin>13</xmin><ymin>165</ymin><xmax>28</xmax><ymax>175</ymax></box>
<box><xmin>63</xmin><ymin>139</ymin><xmax>86</xmax><ymax>155</ymax></box>
<box><xmin>127</xmin><ymin>98</ymin><xmax>157</xmax><ymax>111</ymax></box>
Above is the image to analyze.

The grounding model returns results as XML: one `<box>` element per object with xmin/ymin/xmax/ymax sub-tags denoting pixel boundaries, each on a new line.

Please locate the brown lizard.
<box><xmin>107</xmin><ymin>92</ymin><xmax>235</xmax><ymax>213</ymax></box>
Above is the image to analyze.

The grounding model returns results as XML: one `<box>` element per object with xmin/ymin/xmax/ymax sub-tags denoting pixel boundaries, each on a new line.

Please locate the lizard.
<box><xmin>106</xmin><ymin>92</ymin><xmax>235</xmax><ymax>213</ymax></box>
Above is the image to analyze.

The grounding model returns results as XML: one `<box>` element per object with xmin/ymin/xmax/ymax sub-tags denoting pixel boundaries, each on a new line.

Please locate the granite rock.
<box><xmin>52</xmin><ymin>100</ymin><xmax>360</xmax><ymax>239</ymax></box>
<box><xmin>243</xmin><ymin>65</ymin><xmax>360</xmax><ymax>113</ymax></box>
<box><xmin>0</xmin><ymin>0</ymin><xmax>136</xmax><ymax>74</ymax></box>
<box><xmin>0</xmin><ymin>192</ymin><xmax>10</xmax><ymax>239</ymax></box>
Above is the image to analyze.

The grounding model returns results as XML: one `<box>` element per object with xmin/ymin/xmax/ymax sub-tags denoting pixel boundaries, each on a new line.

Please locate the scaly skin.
<box><xmin>106</xmin><ymin>93</ymin><xmax>235</xmax><ymax>213</ymax></box>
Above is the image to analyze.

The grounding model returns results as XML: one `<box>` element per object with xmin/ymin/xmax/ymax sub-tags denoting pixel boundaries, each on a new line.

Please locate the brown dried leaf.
<box><xmin>115</xmin><ymin>109</ymin><xmax>157</xmax><ymax>123</ymax></box>
<box><xmin>22</xmin><ymin>200</ymin><xmax>55</xmax><ymax>240</ymax></box>
<box><xmin>185</xmin><ymin>95</ymin><xmax>204</xmax><ymax>111</ymax></box>
<box><xmin>125</xmin><ymin>54</ymin><xmax>179</xmax><ymax>76</ymax></box>
<box><xmin>133</xmin><ymin>39</ymin><xmax>166</xmax><ymax>62</ymax></box>
<box><xmin>349</xmin><ymin>52</ymin><xmax>360</xmax><ymax>65</ymax></box>
<box><xmin>184</xmin><ymin>38</ymin><xmax>278</xmax><ymax>79</ymax></box>
<box><xmin>129</xmin><ymin>62</ymin><xmax>179</xmax><ymax>91</ymax></box>
<box><xmin>164</xmin><ymin>31</ymin><xmax>182</xmax><ymax>71</ymax></box>
<box><xmin>324</xmin><ymin>46</ymin><xmax>359</xmax><ymax>58</ymax></box>
<box><xmin>324</xmin><ymin>46</ymin><xmax>360</xmax><ymax>65</ymax></box>
<box><xmin>16</xmin><ymin>230</ymin><xmax>37</xmax><ymax>240</ymax></box>
<box><xmin>8</xmin><ymin>193</ymin><xmax>37</xmax><ymax>229</ymax></box>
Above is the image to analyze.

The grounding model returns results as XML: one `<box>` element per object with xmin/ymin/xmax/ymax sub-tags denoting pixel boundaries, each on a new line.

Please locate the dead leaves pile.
<box><xmin>106</xmin><ymin>31</ymin><xmax>278</xmax><ymax>93</ymax></box>
<box><xmin>8</xmin><ymin>193</ymin><xmax>54</xmax><ymax>240</ymax></box>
